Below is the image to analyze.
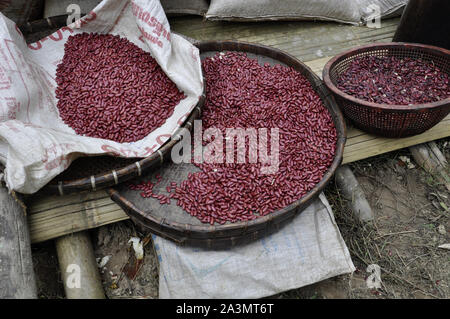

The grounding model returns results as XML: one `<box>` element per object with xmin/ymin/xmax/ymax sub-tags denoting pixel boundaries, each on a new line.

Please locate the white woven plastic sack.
<box><xmin>0</xmin><ymin>0</ymin><xmax>203</xmax><ymax>193</ymax></box>
<box><xmin>206</xmin><ymin>0</ymin><xmax>363</xmax><ymax>25</ymax></box>
<box><xmin>154</xmin><ymin>193</ymin><xmax>356</xmax><ymax>299</ymax></box>
<box><xmin>205</xmin><ymin>0</ymin><xmax>407</xmax><ymax>25</ymax></box>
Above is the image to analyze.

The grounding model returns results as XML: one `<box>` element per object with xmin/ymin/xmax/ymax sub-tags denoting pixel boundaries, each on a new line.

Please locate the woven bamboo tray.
<box><xmin>19</xmin><ymin>16</ymin><xmax>205</xmax><ymax>195</ymax></box>
<box><xmin>108</xmin><ymin>40</ymin><xmax>347</xmax><ymax>249</ymax></box>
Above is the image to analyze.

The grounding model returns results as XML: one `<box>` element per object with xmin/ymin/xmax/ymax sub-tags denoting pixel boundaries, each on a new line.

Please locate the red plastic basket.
<box><xmin>323</xmin><ymin>42</ymin><xmax>450</xmax><ymax>138</ymax></box>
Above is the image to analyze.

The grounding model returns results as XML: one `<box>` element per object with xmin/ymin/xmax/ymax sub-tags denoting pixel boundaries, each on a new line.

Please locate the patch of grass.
<box><xmin>326</xmin><ymin>147</ymin><xmax>449</xmax><ymax>299</ymax></box>
<box><xmin>325</xmin><ymin>182</ymin><xmax>446</xmax><ymax>298</ymax></box>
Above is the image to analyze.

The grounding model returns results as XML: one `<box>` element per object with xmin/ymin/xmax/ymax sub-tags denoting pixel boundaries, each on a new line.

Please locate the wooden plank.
<box><xmin>29</xmin><ymin>190</ymin><xmax>110</xmax><ymax>214</ymax></box>
<box><xmin>28</xmin><ymin>204</ymin><xmax>127</xmax><ymax>244</ymax></box>
<box><xmin>28</xmin><ymin>190</ymin><xmax>128</xmax><ymax>244</ymax></box>
<box><xmin>169</xmin><ymin>15</ymin><xmax>400</xmax><ymax>41</ymax></box>
<box><xmin>170</xmin><ymin>16</ymin><xmax>400</xmax><ymax>62</ymax></box>
<box><xmin>343</xmin><ymin>116</ymin><xmax>450</xmax><ymax>164</ymax></box>
<box><xmin>303</xmin><ymin>57</ymin><xmax>331</xmax><ymax>76</ymax></box>
<box><xmin>1</xmin><ymin>187</ymin><xmax>37</xmax><ymax>298</ymax></box>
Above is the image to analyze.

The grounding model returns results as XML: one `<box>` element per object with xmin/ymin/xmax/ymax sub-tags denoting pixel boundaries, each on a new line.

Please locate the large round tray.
<box><xmin>108</xmin><ymin>41</ymin><xmax>347</xmax><ymax>249</ymax></box>
<box><xmin>19</xmin><ymin>16</ymin><xmax>205</xmax><ymax>195</ymax></box>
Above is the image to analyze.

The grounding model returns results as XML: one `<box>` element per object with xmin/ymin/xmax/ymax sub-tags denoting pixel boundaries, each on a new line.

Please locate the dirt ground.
<box><xmin>279</xmin><ymin>138</ymin><xmax>450</xmax><ymax>299</ymax></box>
<box><xmin>32</xmin><ymin>138</ymin><xmax>450</xmax><ymax>299</ymax></box>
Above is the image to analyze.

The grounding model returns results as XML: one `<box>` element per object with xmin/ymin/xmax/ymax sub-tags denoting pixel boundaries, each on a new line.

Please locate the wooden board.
<box><xmin>26</xmin><ymin>16</ymin><xmax>450</xmax><ymax>244</ymax></box>
<box><xmin>1</xmin><ymin>186</ymin><xmax>37</xmax><ymax>298</ymax></box>
<box><xmin>28</xmin><ymin>190</ymin><xmax>127</xmax><ymax>244</ymax></box>
<box><xmin>343</xmin><ymin>117</ymin><xmax>450</xmax><ymax>164</ymax></box>
<box><xmin>170</xmin><ymin>16</ymin><xmax>400</xmax><ymax>63</ymax></box>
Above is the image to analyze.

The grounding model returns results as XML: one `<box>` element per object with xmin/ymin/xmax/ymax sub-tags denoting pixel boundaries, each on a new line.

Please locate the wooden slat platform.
<box><xmin>170</xmin><ymin>16</ymin><xmax>400</xmax><ymax>62</ymax></box>
<box><xmin>26</xmin><ymin>17</ymin><xmax>450</xmax><ymax>244</ymax></box>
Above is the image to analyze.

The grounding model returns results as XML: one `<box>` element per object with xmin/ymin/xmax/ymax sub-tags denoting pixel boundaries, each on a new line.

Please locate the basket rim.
<box><xmin>322</xmin><ymin>42</ymin><xmax>450</xmax><ymax>111</ymax></box>
<box><xmin>108</xmin><ymin>40</ymin><xmax>347</xmax><ymax>239</ymax></box>
<box><xmin>43</xmin><ymin>96</ymin><xmax>205</xmax><ymax>195</ymax></box>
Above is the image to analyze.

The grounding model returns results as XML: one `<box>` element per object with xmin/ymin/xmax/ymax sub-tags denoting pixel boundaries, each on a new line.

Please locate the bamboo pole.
<box><xmin>55</xmin><ymin>230</ymin><xmax>105</xmax><ymax>299</ymax></box>
<box><xmin>409</xmin><ymin>142</ymin><xmax>450</xmax><ymax>192</ymax></box>
<box><xmin>335</xmin><ymin>165</ymin><xmax>374</xmax><ymax>222</ymax></box>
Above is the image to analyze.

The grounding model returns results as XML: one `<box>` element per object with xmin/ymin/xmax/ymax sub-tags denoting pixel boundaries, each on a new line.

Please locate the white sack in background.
<box><xmin>0</xmin><ymin>0</ymin><xmax>203</xmax><ymax>193</ymax></box>
<box><xmin>205</xmin><ymin>0</ymin><xmax>363</xmax><ymax>25</ymax></box>
<box><xmin>205</xmin><ymin>0</ymin><xmax>408</xmax><ymax>25</ymax></box>
<box><xmin>154</xmin><ymin>193</ymin><xmax>356</xmax><ymax>299</ymax></box>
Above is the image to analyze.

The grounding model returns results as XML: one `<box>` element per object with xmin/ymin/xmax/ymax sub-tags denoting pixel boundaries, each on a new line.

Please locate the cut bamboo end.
<box><xmin>335</xmin><ymin>165</ymin><xmax>374</xmax><ymax>222</ymax></box>
<box><xmin>55</xmin><ymin>231</ymin><xmax>105</xmax><ymax>299</ymax></box>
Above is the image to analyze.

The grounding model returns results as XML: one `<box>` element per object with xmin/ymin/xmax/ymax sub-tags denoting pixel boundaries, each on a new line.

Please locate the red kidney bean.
<box><xmin>55</xmin><ymin>33</ymin><xmax>185</xmax><ymax>143</ymax></box>
<box><xmin>130</xmin><ymin>51</ymin><xmax>337</xmax><ymax>225</ymax></box>
<box><xmin>336</xmin><ymin>56</ymin><xmax>449</xmax><ymax>105</ymax></box>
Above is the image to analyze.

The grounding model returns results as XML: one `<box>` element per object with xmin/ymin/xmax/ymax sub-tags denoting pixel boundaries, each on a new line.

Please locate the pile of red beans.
<box><xmin>55</xmin><ymin>33</ymin><xmax>185</xmax><ymax>143</ymax></box>
<box><xmin>336</xmin><ymin>56</ymin><xmax>449</xmax><ymax>105</ymax></box>
<box><xmin>130</xmin><ymin>51</ymin><xmax>338</xmax><ymax>225</ymax></box>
